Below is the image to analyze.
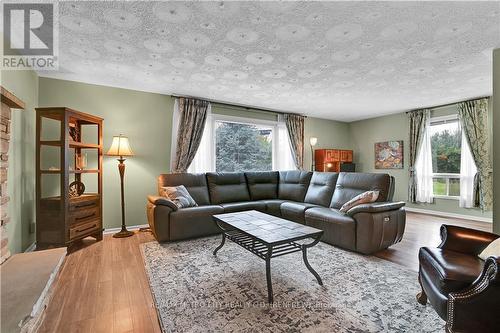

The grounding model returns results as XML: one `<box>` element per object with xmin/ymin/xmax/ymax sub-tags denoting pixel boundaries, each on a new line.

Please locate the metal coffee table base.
<box><xmin>213</xmin><ymin>225</ymin><xmax>323</xmax><ymax>304</ymax></box>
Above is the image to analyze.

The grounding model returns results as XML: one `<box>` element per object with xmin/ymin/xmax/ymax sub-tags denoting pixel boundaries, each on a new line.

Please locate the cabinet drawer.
<box><xmin>69</xmin><ymin>219</ymin><xmax>100</xmax><ymax>240</ymax></box>
<box><xmin>69</xmin><ymin>206</ymin><xmax>100</xmax><ymax>225</ymax></box>
<box><xmin>69</xmin><ymin>196</ymin><xmax>99</xmax><ymax>212</ymax></box>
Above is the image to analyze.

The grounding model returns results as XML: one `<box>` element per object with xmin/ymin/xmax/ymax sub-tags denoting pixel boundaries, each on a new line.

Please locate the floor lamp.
<box><xmin>106</xmin><ymin>134</ymin><xmax>135</xmax><ymax>238</ymax></box>
<box><xmin>310</xmin><ymin>137</ymin><xmax>318</xmax><ymax>171</ymax></box>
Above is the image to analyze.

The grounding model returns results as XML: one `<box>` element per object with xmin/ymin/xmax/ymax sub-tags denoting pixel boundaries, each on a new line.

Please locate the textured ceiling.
<box><xmin>39</xmin><ymin>1</ymin><xmax>500</xmax><ymax>121</ymax></box>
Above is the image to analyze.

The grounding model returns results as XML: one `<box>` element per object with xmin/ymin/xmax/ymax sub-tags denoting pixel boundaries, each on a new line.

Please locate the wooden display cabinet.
<box><xmin>36</xmin><ymin>107</ymin><xmax>103</xmax><ymax>249</ymax></box>
<box><xmin>314</xmin><ymin>149</ymin><xmax>353</xmax><ymax>172</ymax></box>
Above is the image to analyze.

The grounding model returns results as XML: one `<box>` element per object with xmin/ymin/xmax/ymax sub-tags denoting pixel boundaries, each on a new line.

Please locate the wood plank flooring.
<box><xmin>38</xmin><ymin>212</ymin><xmax>493</xmax><ymax>333</ymax></box>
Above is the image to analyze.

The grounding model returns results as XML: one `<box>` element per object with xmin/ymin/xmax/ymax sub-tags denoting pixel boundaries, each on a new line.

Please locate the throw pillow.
<box><xmin>160</xmin><ymin>185</ymin><xmax>198</xmax><ymax>209</ymax></box>
<box><xmin>340</xmin><ymin>190</ymin><xmax>380</xmax><ymax>213</ymax></box>
<box><xmin>478</xmin><ymin>238</ymin><xmax>500</xmax><ymax>261</ymax></box>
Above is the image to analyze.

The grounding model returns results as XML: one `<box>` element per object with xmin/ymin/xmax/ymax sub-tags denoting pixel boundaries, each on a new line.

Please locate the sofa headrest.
<box><xmin>206</xmin><ymin>172</ymin><xmax>251</xmax><ymax>204</ymax></box>
<box><xmin>158</xmin><ymin>173</ymin><xmax>210</xmax><ymax>206</ymax></box>
<box><xmin>278</xmin><ymin>170</ymin><xmax>313</xmax><ymax>202</ymax></box>
<box><xmin>330</xmin><ymin>172</ymin><xmax>391</xmax><ymax>209</ymax></box>
<box><xmin>245</xmin><ymin>171</ymin><xmax>279</xmax><ymax>200</ymax></box>
<box><xmin>304</xmin><ymin>172</ymin><xmax>339</xmax><ymax>207</ymax></box>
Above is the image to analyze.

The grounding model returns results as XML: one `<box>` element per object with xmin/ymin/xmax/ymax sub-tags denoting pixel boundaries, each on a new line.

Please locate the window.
<box><xmin>215</xmin><ymin>120</ymin><xmax>273</xmax><ymax>172</ymax></box>
<box><xmin>188</xmin><ymin>113</ymin><xmax>295</xmax><ymax>173</ymax></box>
<box><xmin>429</xmin><ymin>115</ymin><xmax>461</xmax><ymax>198</ymax></box>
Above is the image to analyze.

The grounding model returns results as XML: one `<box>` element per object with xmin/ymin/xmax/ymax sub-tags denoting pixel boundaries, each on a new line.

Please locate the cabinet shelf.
<box><xmin>36</xmin><ymin>107</ymin><xmax>103</xmax><ymax>249</ymax></box>
<box><xmin>40</xmin><ymin>169</ymin><xmax>100</xmax><ymax>174</ymax></box>
<box><xmin>40</xmin><ymin>140</ymin><xmax>100</xmax><ymax>149</ymax></box>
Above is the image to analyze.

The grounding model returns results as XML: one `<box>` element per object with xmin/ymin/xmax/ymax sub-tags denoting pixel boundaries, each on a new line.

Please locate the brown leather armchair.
<box><xmin>417</xmin><ymin>224</ymin><xmax>499</xmax><ymax>333</ymax></box>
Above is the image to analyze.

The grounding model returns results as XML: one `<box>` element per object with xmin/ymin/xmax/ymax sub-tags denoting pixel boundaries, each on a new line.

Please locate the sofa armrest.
<box><xmin>346</xmin><ymin>201</ymin><xmax>405</xmax><ymax>217</ymax></box>
<box><xmin>446</xmin><ymin>255</ymin><xmax>500</xmax><ymax>332</ymax></box>
<box><xmin>147</xmin><ymin>195</ymin><xmax>178</xmax><ymax>211</ymax></box>
<box><xmin>438</xmin><ymin>225</ymin><xmax>498</xmax><ymax>256</ymax></box>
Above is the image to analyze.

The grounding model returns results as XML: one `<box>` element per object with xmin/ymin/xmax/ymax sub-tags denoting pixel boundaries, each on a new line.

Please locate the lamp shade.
<box><xmin>106</xmin><ymin>135</ymin><xmax>134</xmax><ymax>157</ymax></box>
<box><xmin>309</xmin><ymin>137</ymin><xmax>318</xmax><ymax>146</ymax></box>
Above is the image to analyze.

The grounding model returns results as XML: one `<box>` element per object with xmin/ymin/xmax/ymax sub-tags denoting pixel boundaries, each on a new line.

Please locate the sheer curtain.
<box><xmin>459</xmin><ymin>131</ymin><xmax>478</xmax><ymax>208</ymax></box>
<box><xmin>275</xmin><ymin>114</ymin><xmax>296</xmax><ymax>171</ymax></box>
<box><xmin>415</xmin><ymin>117</ymin><xmax>433</xmax><ymax>203</ymax></box>
<box><xmin>187</xmin><ymin>104</ymin><xmax>214</xmax><ymax>173</ymax></box>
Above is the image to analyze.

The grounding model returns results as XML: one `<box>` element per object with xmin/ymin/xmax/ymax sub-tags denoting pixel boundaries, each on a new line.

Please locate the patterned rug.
<box><xmin>141</xmin><ymin>237</ymin><xmax>443</xmax><ymax>333</ymax></box>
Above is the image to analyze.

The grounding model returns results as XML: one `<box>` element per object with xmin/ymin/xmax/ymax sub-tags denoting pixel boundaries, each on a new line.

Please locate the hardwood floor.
<box><xmin>39</xmin><ymin>212</ymin><xmax>492</xmax><ymax>332</ymax></box>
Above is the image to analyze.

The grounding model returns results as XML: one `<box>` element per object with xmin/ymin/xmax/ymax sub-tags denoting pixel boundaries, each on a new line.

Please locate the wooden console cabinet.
<box><xmin>314</xmin><ymin>149</ymin><xmax>353</xmax><ymax>172</ymax></box>
<box><xmin>36</xmin><ymin>107</ymin><xmax>103</xmax><ymax>249</ymax></box>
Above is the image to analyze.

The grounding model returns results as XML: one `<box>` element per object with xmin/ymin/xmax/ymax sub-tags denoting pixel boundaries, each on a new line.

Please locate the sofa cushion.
<box><xmin>258</xmin><ymin>199</ymin><xmax>287</xmax><ymax>217</ymax></box>
<box><xmin>278</xmin><ymin>171</ymin><xmax>313</xmax><ymax>202</ymax></box>
<box><xmin>245</xmin><ymin>172</ymin><xmax>279</xmax><ymax>200</ymax></box>
<box><xmin>206</xmin><ymin>172</ymin><xmax>251</xmax><ymax>204</ymax></box>
<box><xmin>305</xmin><ymin>207</ymin><xmax>356</xmax><ymax>251</ymax></box>
<box><xmin>304</xmin><ymin>172</ymin><xmax>339</xmax><ymax>207</ymax></box>
<box><xmin>339</xmin><ymin>190</ymin><xmax>379</xmax><ymax>213</ymax></box>
<box><xmin>419</xmin><ymin>247</ymin><xmax>483</xmax><ymax>295</ymax></box>
<box><xmin>160</xmin><ymin>185</ymin><xmax>198</xmax><ymax>208</ymax></box>
<box><xmin>330</xmin><ymin>173</ymin><xmax>391</xmax><ymax>209</ymax></box>
<box><xmin>280</xmin><ymin>202</ymin><xmax>318</xmax><ymax>224</ymax></box>
<box><xmin>169</xmin><ymin>205</ymin><xmax>224</xmax><ymax>240</ymax></box>
<box><xmin>158</xmin><ymin>173</ymin><xmax>210</xmax><ymax>206</ymax></box>
<box><xmin>220</xmin><ymin>201</ymin><xmax>266</xmax><ymax>213</ymax></box>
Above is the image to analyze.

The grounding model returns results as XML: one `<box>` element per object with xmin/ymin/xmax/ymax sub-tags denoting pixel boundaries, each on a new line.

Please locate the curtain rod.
<box><xmin>406</xmin><ymin>95</ymin><xmax>490</xmax><ymax>113</ymax></box>
<box><xmin>170</xmin><ymin>94</ymin><xmax>307</xmax><ymax>118</ymax></box>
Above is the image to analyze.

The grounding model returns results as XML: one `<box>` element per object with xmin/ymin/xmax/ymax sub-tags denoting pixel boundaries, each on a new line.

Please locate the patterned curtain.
<box><xmin>458</xmin><ymin>98</ymin><xmax>492</xmax><ymax>210</ymax></box>
<box><xmin>408</xmin><ymin>109</ymin><xmax>430</xmax><ymax>203</ymax></box>
<box><xmin>172</xmin><ymin>97</ymin><xmax>210</xmax><ymax>173</ymax></box>
<box><xmin>285</xmin><ymin>114</ymin><xmax>305</xmax><ymax>170</ymax></box>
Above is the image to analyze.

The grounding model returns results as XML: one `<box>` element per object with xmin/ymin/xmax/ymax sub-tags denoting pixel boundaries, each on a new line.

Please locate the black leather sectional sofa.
<box><xmin>146</xmin><ymin>171</ymin><xmax>406</xmax><ymax>254</ymax></box>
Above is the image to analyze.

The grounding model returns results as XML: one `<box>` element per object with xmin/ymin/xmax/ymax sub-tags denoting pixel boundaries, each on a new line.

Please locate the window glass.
<box><xmin>215</xmin><ymin>121</ymin><xmax>273</xmax><ymax>172</ymax></box>
<box><xmin>429</xmin><ymin>119</ymin><xmax>461</xmax><ymax>174</ymax></box>
<box><xmin>429</xmin><ymin>117</ymin><xmax>461</xmax><ymax>197</ymax></box>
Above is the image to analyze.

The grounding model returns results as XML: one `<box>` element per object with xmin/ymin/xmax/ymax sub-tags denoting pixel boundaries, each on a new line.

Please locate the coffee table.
<box><xmin>212</xmin><ymin>210</ymin><xmax>324</xmax><ymax>303</ymax></box>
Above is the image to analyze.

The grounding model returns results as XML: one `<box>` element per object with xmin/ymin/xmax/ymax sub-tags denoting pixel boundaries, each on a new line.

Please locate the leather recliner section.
<box><xmin>169</xmin><ymin>205</ymin><xmax>224</xmax><ymax>241</ymax></box>
<box><xmin>352</xmin><ymin>208</ymin><xmax>406</xmax><ymax>254</ymax></box>
<box><xmin>158</xmin><ymin>173</ymin><xmax>211</xmax><ymax>205</ymax></box>
<box><xmin>206</xmin><ymin>172</ymin><xmax>251</xmax><ymax>204</ymax></box>
<box><xmin>280</xmin><ymin>202</ymin><xmax>318</xmax><ymax>224</ymax></box>
<box><xmin>278</xmin><ymin>170</ymin><xmax>313</xmax><ymax>202</ymax></box>
<box><xmin>245</xmin><ymin>171</ymin><xmax>279</xmax><ymax>200</ymax></box>
<box><xmin>304</xmin><ymin>207</ymin><xmax>357</xmax><ymax>251</ymax></box>
<box><xmin>304</xmin><ymin>172</ymin><xmax>339</xmax><ymax>206</ymax></box>
<box><xmin>330</xmin><ymin>172</ymin><xmax>391</xmax><ymax>209</ymax></box>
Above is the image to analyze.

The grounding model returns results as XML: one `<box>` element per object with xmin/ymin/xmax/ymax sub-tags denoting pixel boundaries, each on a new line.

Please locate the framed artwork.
<box><xmin>375</xmin><ymin>141</ymin><xmax>404</xmax><ymax>169</ymax></box>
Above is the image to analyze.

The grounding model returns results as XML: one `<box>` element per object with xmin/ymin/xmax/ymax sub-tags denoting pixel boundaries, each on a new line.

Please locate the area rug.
<box><xmin>141</xmin><ymin>237</ymin><xmax>443</xmax><ymax>333</ymax></box>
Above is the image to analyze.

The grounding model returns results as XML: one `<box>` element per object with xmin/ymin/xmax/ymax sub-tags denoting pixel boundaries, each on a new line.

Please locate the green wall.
<box><xmin>1</xmin><ymin>69</ymin><xmax>39</xmax><ymax>254</ymax></box>
<box><xmin>349</xmin><ymin>105</ymin><xmax>493</xmax><ymax>221</ymax></box>
<box><xmin>38</xmin><ymin>77</ymin><xmax>174</xmax><ymax>232</ymax></box>
<box><xmin>304</xmin><ymin>117</ymin><xmax>352</xmax><ymax>171</ymax></box>
<box><xmin>493</xmin><ymin>49</ymin><xmax>500</xmax><ymax>234</ymax></box>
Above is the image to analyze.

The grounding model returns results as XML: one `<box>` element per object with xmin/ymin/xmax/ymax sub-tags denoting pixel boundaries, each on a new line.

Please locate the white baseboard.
<box><xmin>405</xmin><ymin>207</ymin><xmax>493</xmax><ymax>223</ymax></box>
<box><xmin>103</xmin><ymin>224</ymin><xmax>149</xmax><ymax>234</ymax></box>
<box><xmin>24</xmin><ymin>242</ymin><xmax>36</xmax><ymax>252</ymax></box>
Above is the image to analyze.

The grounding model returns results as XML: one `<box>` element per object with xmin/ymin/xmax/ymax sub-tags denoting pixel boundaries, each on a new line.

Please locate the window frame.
<box><xmin>429</xmin><ymin>114</ymin><xmax>461</xmax><ymax>200</ymax></box>
<box><xmin>211</xmin><ymin>114</ymin><xmax>279</xmax><ymax>172</ymax></box>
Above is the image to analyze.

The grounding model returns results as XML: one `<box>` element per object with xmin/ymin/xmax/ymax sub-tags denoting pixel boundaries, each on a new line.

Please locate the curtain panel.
<box><xmin>284</xmin><ymin>114</ymin><xmax>305</xmax><ymax>170</ymax></box>
<box><xmin>408</xmin><ymin>109</ymin><xmax>430</xmax><ymax>203</ymax></box>
<box><xmin>458</xmin><ymin>98</ymin><xmax>492</xmax><ymax>210</ymax></box>
<box><xmin>172</xmin><ymin>97</ymin><xmax>210</xmax><ymax>173</ymax></box>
